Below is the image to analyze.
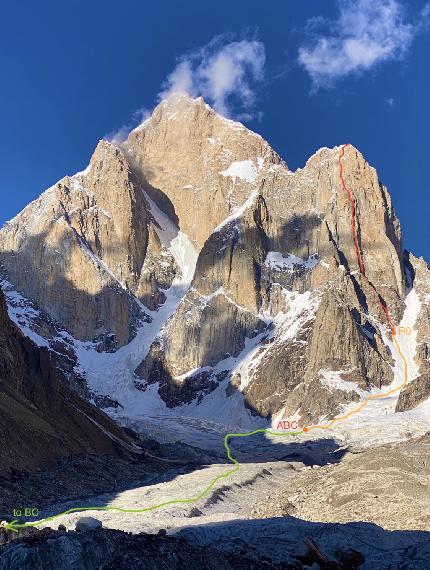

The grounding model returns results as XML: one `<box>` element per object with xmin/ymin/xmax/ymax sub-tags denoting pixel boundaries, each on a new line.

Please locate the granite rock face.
<box><xmin>135</xmin><ymin>127</ymin><xmax>404</xmax><ymax>422</ymax></box>
<box><xmin>1</xmin><ymin>93</ymin><xmax>428</xmax><ymax>425</ymax></box>
<box><xmin>124</xmin><ymin>93</ymin><xmax>284</xmax><ymax>249</ymax></box>
<box><xmin>0</xmin><ymin>141</ymin><xmax>178</xmax><ymax>346</ymax></box>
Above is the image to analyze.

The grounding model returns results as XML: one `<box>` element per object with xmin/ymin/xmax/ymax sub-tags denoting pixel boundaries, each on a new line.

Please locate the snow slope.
<box><xmin>309</xmin><ymin>287</ymin><xmax>429</xmax><ymax>449</ymax></box>
<box><xmin>72</xmin><ymin>193</ymin><xmax>199</xmax><ymax>417</ymax></box>
<box><xmin>3</xmin><ymin>261</ymin><xmax>428</xmax><ymax>452</ymax></box>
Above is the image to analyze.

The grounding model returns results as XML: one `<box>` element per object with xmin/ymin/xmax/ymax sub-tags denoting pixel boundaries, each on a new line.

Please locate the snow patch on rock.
<box><xmin>265</xmin><ymin>252</ymin><xmax>319</xmax><ymax>272</ymax></box>
<box><xmin>318</xmin><ymin>369</ymin><xmax>365</xmax><ymax>397</ymax></box>
<box><xmin>324</xmin><ymin>287</ymin><xmax>429</xmax><ymax>449</ymax></box>
<box><xmin>220</xmin><ymin>159</ymin><xmax>259</xmax><ymax>183</ymax></box>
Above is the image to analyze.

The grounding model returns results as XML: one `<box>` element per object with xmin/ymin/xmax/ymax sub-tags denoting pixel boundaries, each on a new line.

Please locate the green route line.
<box><xmin>4</xmin><ymin>428</ymin><xmax>303</xmax><ymax>533</ymax></box>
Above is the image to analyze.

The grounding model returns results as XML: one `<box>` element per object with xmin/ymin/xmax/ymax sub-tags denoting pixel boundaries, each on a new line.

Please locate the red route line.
<box><xmin>339</xmin><ymin>144</ymin><xmax>366</xmax><ymax>274</ymax></box>
<box><xmin>302</xmin><ymin>144</ymin><xmax>403</xmax><ymax>433</ymax></box>
<box><xmin>339</xmin><ymin>143</ymin><xmax>396</xmax><ymax>337</ymax></box>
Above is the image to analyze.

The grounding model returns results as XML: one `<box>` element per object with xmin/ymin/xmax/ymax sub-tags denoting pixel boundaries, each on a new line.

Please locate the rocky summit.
<box><xmin>0</xmin><ymin>92</ymin><xmax>429</xmax><ymax>430</ymax></box>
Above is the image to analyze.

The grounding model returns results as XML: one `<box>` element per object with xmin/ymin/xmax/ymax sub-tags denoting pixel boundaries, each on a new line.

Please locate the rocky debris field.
<box><xmin>0</xmin><ymin>527</ymin><xmax>284</xmax><ymax>570</ymax></box>
<box><xmin>2</xmin><ymin>518</ymin><xmax>430</xmax><ymax>569</ymax></box>
<box><xmin>2</xmin><ymin>435</ymin><xmax>429</xmax><ymax>568</ymax></box>
<box><xmin>0</xmin><ymin>437</ymin><xmax>209</xmax><ymax>520</ymax></box>
<box><xmin>252</xmin><ymin>434</ymin><xmax>430</xmax><ymax>531</ymax></box>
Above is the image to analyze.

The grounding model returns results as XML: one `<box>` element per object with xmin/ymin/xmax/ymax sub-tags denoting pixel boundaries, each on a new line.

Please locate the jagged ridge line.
<box><xmin>339</xmin><ymin>144</ymin><xmax>397</xmax><ymax>335</ymax></box>
<box><xmin>4</xmin><ymin>145</ymin><xmax>411</xmax><ymax>531</ymax></box>
<box><xmin>304</xmin><ymin>144</ymin><xmax>409</xmax><ymax>432</ymax></box>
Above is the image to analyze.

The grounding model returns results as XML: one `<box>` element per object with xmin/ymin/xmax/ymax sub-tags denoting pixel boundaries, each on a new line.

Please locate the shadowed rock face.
<box><xmin>0</xmin><ymin>528</ymin><xmax>283</xmax><ymax>570</ymax></box>
<box><xmin>0</xmin><ymin>290</ymin><xmax>138</xmax><ymax>478</ymax></box>
<box><xmin>1</xmin><ymin>93</ymin><xmax>429</xmax><ymax>423</ymax></box>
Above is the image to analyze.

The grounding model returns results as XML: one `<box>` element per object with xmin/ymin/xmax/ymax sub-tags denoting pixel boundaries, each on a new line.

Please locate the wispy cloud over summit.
<box><xmin>159</xmin><ymin>35</ymin><xmax>266</xmax><ymax>119</ymax></box>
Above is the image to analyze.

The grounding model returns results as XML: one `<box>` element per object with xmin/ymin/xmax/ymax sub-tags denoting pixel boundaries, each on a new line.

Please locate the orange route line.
<box><xmin>303</xmin><ymin>144</ymin><xmax>409</xmax><ymax>433</ymax></box>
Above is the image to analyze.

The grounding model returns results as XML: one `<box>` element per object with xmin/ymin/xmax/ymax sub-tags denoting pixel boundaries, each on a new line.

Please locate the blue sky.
<box><xmin>1</xmin><ymin>0</ymin><xmax>429</xmax><ymax>260</ymax></box>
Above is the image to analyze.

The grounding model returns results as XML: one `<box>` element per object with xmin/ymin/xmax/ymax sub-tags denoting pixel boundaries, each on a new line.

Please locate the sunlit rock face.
<box><xmin>2</xmin><ymin>92</ymin><xmax>428</xmax><ymax>424</ymax></box>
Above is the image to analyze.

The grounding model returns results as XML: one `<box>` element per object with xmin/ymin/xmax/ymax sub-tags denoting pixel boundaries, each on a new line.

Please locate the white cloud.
<box><xmin>163</xmin><ymin>60</ymin><xmax>194</xmax><ymax>95</ymax></box>
<box><xmin>298</xmin><ymin>0</ymin><xmax>423</xmax><ymax>89</ymax></box>
<box><xmin>421</xmin><ymin>1</ymin><xmax>430</xmax><ymax>25</ymax></box>
<box><xmin>159</xmin><ymin>36</ymin><xmax>266</xmax><ymax>118</ymax></box>
<box><xmin>386</xmin><ymin>97</ymin><xmax>395</xmax><ymax>107</ymax></box>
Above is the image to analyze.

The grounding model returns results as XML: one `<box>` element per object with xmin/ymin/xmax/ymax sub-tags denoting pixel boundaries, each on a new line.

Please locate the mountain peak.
<box><xmin>125</xmin><ymin>92</ymin><xmax>272</xmax><ymax>154</ymax></box>
<box><xmin>123</xmin><ymin>93</ymin><xmax>285</xmax><ymax>249</ymax></box>
<box><xmin>1</xmin><ymin>98</ymin><xmax>428</xmax><ymax>435</ymax></box>
<box><xmin>132</xmin><ymin>92</ymin><xmax>212</xmax><ymax>131</ymax></box>
<box><xmin>158</xmin><ymin>91</ymin><xmax>203</xmax><ymax>107</ymax></box>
